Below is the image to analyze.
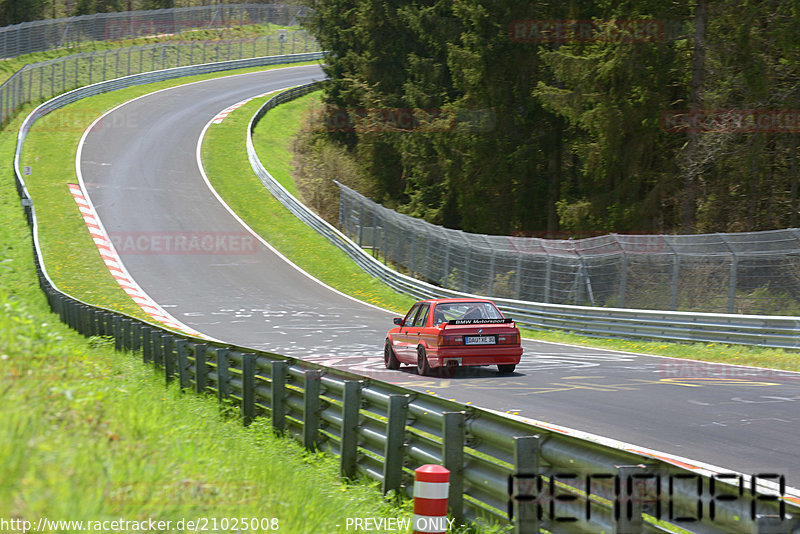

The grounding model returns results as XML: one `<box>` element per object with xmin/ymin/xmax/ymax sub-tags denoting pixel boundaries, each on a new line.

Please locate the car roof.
<box><xmin>417</xmin><ymin>298</ymin><xmax>495</xmax><ymax>305</ymax></box>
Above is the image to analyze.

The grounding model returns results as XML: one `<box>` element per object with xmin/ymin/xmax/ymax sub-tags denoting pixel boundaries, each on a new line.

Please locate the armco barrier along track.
<box><xmin>248</xmin><ymin>88</ymin><xmax>800</xmax><ymax>351</ymax></box>
<box><xmin>11</xmin><ymin>55</ymin><xmax>800</xmax><ymax>533</ymax></box>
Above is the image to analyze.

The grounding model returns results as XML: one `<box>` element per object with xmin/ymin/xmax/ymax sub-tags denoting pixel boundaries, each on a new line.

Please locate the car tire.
<box><xmin>384</xmin><ymin>339</ymin><xmax>400</xmax><ymax>370</ymax></box>
<box><xmin>497</xmin><ymin>364</ymin><xmax>516</xmax><ymax>374</ymax></box>
<box><xmin>417</xmin><ymin>346</ymin><xmax>431</xmax><ymax>376</ymax></box>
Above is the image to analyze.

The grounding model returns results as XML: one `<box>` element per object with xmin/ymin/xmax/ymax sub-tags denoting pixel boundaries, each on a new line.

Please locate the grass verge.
<box><xmin>202</xmin><ymin>91</ymin><xmax>414</xmax><ymax>314</ymax></box>
<box><xmin>19</xmin><ymin>61</ymin><xmax>321</xmax><ymax>324</ymax></box>
<box><xmin>2</xmin><ymin>109</ymin><xmax>414</xmax><ymax>533</ymax></box>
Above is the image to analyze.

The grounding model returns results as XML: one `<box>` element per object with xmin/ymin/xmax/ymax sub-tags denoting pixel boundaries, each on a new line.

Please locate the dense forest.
<box><xmin>300</xmin><ymin>1</ymin><xmax>800</xmax><ymax>237</ymax></box>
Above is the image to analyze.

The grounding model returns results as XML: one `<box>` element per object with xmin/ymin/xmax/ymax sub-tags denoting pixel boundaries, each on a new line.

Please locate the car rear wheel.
<box><xmin>417</xmin><ymin>346</ymin><xmax>431</xmax><ymax>376</ymax></box>
<box><xmin>497</xmin><ymin>364</ymin><xmax>516</xmax><ymax>374</ymax></box>
<box><xmin>384</xmin><ymin>339</ymin><xmax>400</xmax><ymax>370</ymax></box>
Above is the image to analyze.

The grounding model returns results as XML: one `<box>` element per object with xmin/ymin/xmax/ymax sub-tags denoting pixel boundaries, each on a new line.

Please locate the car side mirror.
<box><xmin>393</xmin><ymin>317</ymin><xmax>403</xmax><ymax>326</ymax></box>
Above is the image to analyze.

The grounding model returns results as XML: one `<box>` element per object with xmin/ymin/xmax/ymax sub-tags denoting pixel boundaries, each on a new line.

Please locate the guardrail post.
<box><xmin>163</xmin><ymin>335</ymin><xmax>176</xmax><ymax>384</ymax></box>
<box><xmin>382</xmin><ymin>394</ymin><xmax>409</xmax><ymax>495</ymax></box>
<box><xmin>121</xmin><ymin>319</ymin><xmax>132</xmax><ymax>351</ymax></box>
<box><xmin>67</xmin><ymin>300</ymin><xmax>75</xmax><ymax>330</ymax></box>
<box><xmin>77</xmin><ymin>304</ymin><xmax>86</xmax><ymax>334</ymax></box>
<box><xmin>443</xmin><ymin>411</ymin><xmax>465</xmax><ymax>521</ymax></box>
<box><xmin>271</xmin><ymin>360</ymin><xmax>288</xmax><ymax>432</ymax></box>
<box><xmin>241</xmin><ymin>353</ymin><xmax>256</xmax><ymax>426</ymax></box>
<box><xmin>340</xmin><ymin>380</ymin><xmax>361</xmax><ymax>479</ymax></box>
<box><xmin>102</xmin><ymin>312</ymin><xmax>113</xmax><ymax>336</ymax></box>
<box><xmin>303</xmin><ymin>369</ymin><xmax>322</xmax><ymax>450</ymax></box>
<box><xmin>141</xmin><ymin>325</ymin><xmax>152</xmax><ymax>363</ymax></box>
<box><xmin>510</xmin><ymin>435</ymin><xmax>541</xmax><ymax>534</ymax></box>
<box><xmin>132</xmin><ymin>322</ymin><xmax>142</xmax><ymax>352</ymax></box>
<box><xmin>152</xmin><ymin>329</ymin><xmax>164</xmax><ymax>368</ymax></box>
<box><xmin>176</xmin><ymin>339</ymin><xmax>190</xmax><ymax>390</ymax></box>
<box><xmin>753</xmin><ymin>514</ymin><xmax>799</xmax><ymax>533</ymax></box>
<box><xmin>194</xmin><ymin>344</ymin><xmax>208</xmax><ymax>394</ymax></box>
<box><xmin>216</xmin><ymin>348</ymin><xmax>230</xmax><ymax>401</ymax></box>
<box><xmin>113</xmin><ymin>315</ymin><xmax>122</xmax><ymax>351</ymax></box>
<box><xmin>613</xmin><ymin>465</ymin><xmax>647</xmax><ymax>534</ymax></box>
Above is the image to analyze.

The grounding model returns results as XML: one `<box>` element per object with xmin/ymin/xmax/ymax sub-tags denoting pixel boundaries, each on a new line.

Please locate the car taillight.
<box><xmin>498</xmin><ymin>333</ymin><xmax>519</xmax><ymax>345</ymax></box>
<box><xmin>439</xmin><ymin>335</ymin><xmax>464</xmax><ymax>346</ymax></box>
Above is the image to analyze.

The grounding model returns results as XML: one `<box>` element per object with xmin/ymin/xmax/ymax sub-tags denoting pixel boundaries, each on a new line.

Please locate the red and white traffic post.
<box><xmin>413</xmin><ymin>464</ymin><xmax>451</xmax><ymax>533</ymax></box>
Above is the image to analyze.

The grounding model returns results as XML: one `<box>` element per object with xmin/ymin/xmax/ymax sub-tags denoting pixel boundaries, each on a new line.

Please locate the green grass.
<box><xmin>202</xmin><ymin>91</ymin><xmax>415</xmax><ymax>313</ymax></box>
<box><xmin>2</xmin><ymin>106</ymin><xmax>414</xmax><ymax>533</ymax></box>
<box><xmin>0</xmin><ymin>322</ymin><xmax>410</xmax><ymax>531</ymax></box>
<box><xmin>19</xmin><ymin>61</ymin><xmax>322</xmax><ymax>325</ymax></box>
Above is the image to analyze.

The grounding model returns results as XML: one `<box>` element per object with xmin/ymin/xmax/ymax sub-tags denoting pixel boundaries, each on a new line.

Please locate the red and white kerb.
<box><xmin>413</xmin><ymin>464</ymin><xmax>450</xmax><ymax>534</ymax></box>
<box><xmin>211</xmin><ymin>88</ymin><xmax>283</xmax><ymax>124</ymax></box>
<box><xmin>67</xmin><ymin>183</ymin><xmax>203</xmax><ymax>337</ymax></box>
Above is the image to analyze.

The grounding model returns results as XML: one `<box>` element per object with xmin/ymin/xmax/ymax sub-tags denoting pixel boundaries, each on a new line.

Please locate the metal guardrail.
<box><xmin>247</xmin><ymin>86</ymin><xmax>800</xmax><ymax>350</ymax></box>
<box><xmin>8</xmin><ymin>52</ymin><xmax>800</xmax><ymax>534</ymax></box>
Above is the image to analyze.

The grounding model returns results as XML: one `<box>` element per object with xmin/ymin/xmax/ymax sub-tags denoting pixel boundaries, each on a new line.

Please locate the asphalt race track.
<box><xmin>78</xmin><ymin>65</ymin><xmax>800</xmax><ymax>486</ymax></box>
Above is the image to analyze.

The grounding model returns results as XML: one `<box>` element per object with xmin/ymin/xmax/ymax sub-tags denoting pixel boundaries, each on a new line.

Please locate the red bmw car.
<box><xmin>385</xmin><ymin>298</ymin><xmax>523</xmax><ymax>375</ymax></box>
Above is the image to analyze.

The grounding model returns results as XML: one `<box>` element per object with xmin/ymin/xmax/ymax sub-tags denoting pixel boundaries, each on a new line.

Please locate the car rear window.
<box><xmin>434</xmin><ymin>302</ymin><xmax>503</xmax><ymax>322</ymax></box>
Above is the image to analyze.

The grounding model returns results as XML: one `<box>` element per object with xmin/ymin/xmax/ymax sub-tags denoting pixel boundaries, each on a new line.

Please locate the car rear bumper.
<box><xmin>429</xmin><ymin>346</ymin><xmax>522</xmax><ymax>368</ymax></box>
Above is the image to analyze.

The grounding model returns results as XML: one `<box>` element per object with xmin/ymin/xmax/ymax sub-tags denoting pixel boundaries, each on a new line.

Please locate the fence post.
<box><xmin>670</xmin><ymin>253</ymin><xmax>680</xmax><ymax>311</ymax></box>
<box><xmin>216</xmin><ymin>348</ymin><xmax>230</xmax><ymax>401</ymax></box>
<box><xmin>141</xmin><ymin>325</ymin><xmax>152</xmax><ymax>363</ymax></box>
<box><xmin>543</xmin><ymin>255</ymin><xmax>552</xmax><ymax>303</ymax></box>
<box><xmin>613</xmin><ymin>465</ymin><xmax>647</xmax><ymax>534</ymax></box>
<box><xmin>728</xmin><ymin>252</ymin><xmax>739</xmax><ymax>313</ymax></box>
<box><xmin>340</xmin><ymin>380</ymin><xmax>361</xmax><ymax>479</ymax></box>
<box><xmin>511</xmin><ymin>435</ymin><xmax>541</xmax><ymax>534</ymax></box>
<box><xmin>619</xmin><ymin>253</ymin><xmax>628</xmax><ymax>308</ymax></box>
<box><xmin>303</xmin><ymin>369</ymin><xmax>322</xmax><ymax>450</ymax></box>
<box><xmin>152</xmin><ymin>329</ymin><xmax>164</xmax><ymax>368</ymax></box>
<box><xmin>176</xmin><ymin>339</ymin><xmax>190</xmax><ymax>390</ymax></box>
<box><xmin>241</xmin><ymin>353</ymin><xmax>256</xmax><ymax>426</ymax></box>
<box><xmin>271</xmin><ymin>360</ymin><xmax>288</xmax><ymax>432</ymax></box>
<box><xmin>382</xmin><ymin>394</ymin><xmax>409</xmax><ymax>495</ymax></box>
<box><xmin>194</xmin><ymin>343</ymin><xmax>208</xmax><ymax>394</ymax></box>
<box><xmin>753</xmin><ymin>515</ymin><xmax>800</xmax><ymax>533</ymax></box>
<box><xmin>442</xmin><ymin>411</ymin><xmax>465</xmax><ymax>520</ymax></box>
<box><xmin>163</xmin><ymin>335</ymin><xmax>176</xmax><ymax>384</ymax></box>
<box><xmin>113</xmin><ymin>315</ymin><xmax>122</xmax><ymax>351</ymax></box>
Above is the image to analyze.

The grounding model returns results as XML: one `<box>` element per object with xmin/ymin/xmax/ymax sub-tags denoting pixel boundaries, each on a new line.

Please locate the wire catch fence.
<box><xmin>338</xmin><ymin>184</ymin><xmax>800</xmax><ymax>316</ymax></box>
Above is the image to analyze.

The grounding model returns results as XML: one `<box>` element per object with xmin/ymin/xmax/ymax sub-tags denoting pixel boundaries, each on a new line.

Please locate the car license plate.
<box><xmin>465</xmin><ymin>335</ymin><xmax>495</xmax><ymax>345</ymax></box>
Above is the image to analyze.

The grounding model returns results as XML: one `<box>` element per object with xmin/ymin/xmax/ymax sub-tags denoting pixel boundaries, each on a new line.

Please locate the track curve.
<box><xmin>78</xmin><ymin>65</ymin><xmax>800</xmax><ymax>486</ymax></box>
